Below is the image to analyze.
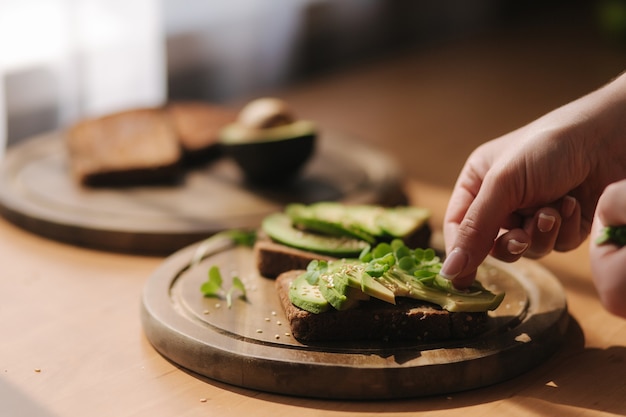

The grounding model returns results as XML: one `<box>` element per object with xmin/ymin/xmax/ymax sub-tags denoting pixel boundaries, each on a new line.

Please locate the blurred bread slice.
<box><xmin>66</xmin><ymin>108</ymin><xmax>182</xmax><ymax>186</ymax></box>
<box><xmin>166</xmin><ymin>101</ymin><xmax>236</xmax><ymax>163</ymax></box>
<box><xmin>66</xmin><ymin>101</ymin><xmax>236</xmax><ymax>186</ymax></box>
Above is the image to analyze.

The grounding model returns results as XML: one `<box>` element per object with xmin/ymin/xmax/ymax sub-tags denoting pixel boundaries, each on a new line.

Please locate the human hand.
<box><xmin>590</xmin><ymin>179</ymin><xmax>626</xmax><ymax>318</ymax></box>
<box><xmin>441</xmin><ymin>72</ymin><xmax>626</xmax><ymax>289</ymax></box>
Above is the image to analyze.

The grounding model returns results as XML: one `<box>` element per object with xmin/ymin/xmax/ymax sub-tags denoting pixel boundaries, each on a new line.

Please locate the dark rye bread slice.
<box><xmin>165</xmin><ymin>101</ymin><xmax>236</xmax><ymax>163</ymax></box>
<box><xmin>255</xmin><ymin>221</ymin><xmax>432</xmax><ymax>279</ymax></box>
<box><xmin>254</xmin><ymin>238</ymin><xmax>335</xmax><ymax>279</ymax></box>
<box><xmin>66</xmin><ymin>108</ymin><xmax>182</xmax><ymax>186</ymax></box>
<box><xmin>276</xmin><ymin>270</ymin><xmax>488</xmax><ymax>342</ymax></box>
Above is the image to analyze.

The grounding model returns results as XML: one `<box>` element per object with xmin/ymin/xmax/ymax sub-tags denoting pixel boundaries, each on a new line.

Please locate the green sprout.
<box><xmin>596</xmin><ymin>225</ymin><xmax>626</xmax><ymax>247</ymax></box>
<box><xmin>200</xmin><ymin>265</ymin><xmax>247</xmax><ymax>308</ymax></box>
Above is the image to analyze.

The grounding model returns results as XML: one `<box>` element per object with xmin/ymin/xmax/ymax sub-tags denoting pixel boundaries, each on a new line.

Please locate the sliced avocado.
<box><xmin>334</xmin><ymin>261</ymin><xmax>397</xmax><ymax>305</ymax></box>
<box><xmin>382</xmin><ymin>268</ymin><xmax>504</xmax><ymax>312</ymax></box>
<box><xmin>317</xmin><ymin>269</ymin><xmax>362</xmax><ymax>311</ymax></box>
<box><xmin>262</xmin><ymin>212</ymin><xmax>369</xmax><ymax>257</ymax></box>
<box><xmin>377</xmin><ymin>206</ymin><xmax>430</xmax><ymax>238</ymax></box>
<box><xmin>285</xmin><ymin>202</ymin><xmax>430</xmax><ymax>243</ymax></box>
<box><xmin>360</xmin><ymin>270</ymin><xmax>396</xmax><ymax>304</ymax></box>
<box><xmin>346</xmin><ymin>285</ymin><xmax>371</xmax><ymax>302</ymax></box>
<box><xmin>287</xmin><ymin>203</ymin><xmax>376</xmax><ymax>244</ymax></box>
<box><xmin>219</xmin><ymin>119</ymin><xmax>316</xmax><ymax>144</ymax></box>
<box><xmin>289</xmin><ymin>273</ymin><xmax>330</xmax><ymax>314</ymax></box>
<box><xmin>297</xmin><ymin>240</ymin><xmax>504</xmax><ymax>313</ymax></box>
<box><xmin>342</xmin><ymin>204</ymin><xmax>386</xmax><ymax>236</ymax></box>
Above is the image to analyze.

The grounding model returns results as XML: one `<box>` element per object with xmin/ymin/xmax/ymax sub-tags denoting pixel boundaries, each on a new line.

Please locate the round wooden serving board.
<box><xmin>141</xmin><ymin>236</ymin><xmax>569</xmax><ymax>400</ymax></box>
<box><xmin>0</xmin><ymin>131</ymin><xmax>405</xmax><ymax>254</ymax></box>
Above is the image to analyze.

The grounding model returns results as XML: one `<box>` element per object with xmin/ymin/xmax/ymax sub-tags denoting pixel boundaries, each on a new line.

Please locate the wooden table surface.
<box><xmin>2</xmin><ymin>23</ymin><xmax>626</xmax><ymax>417</ymax></box>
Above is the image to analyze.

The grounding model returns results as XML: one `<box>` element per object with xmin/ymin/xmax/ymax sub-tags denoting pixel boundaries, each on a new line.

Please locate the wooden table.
<box><xmin>2</xmin><ymin>24</ymin><xmax>626</xmax><ymax>417</ymax></box>
<box><xmin>2</xmin><ymin>180</ymin><xmax>626</xmax><ymax>416</ymax></box>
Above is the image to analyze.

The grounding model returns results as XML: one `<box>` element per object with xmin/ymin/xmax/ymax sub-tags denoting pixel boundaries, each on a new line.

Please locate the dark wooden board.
<box><xmin>0</xmin><ymin>131</ymin><xmax>405</xmax><ymax>254</ymax></box>
<box><xmin>141</xmin><ymin>236</ymin><xmax>569</xmax><ymax>399</ymax></box>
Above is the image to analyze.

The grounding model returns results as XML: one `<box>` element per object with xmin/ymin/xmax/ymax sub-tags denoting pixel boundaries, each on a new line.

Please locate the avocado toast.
<box><xmin>255</xmin><ymin>202</ymin><xmax>432</xmax><ymax>278</ymax></box>
<box><xmin>249</xmin><ymin>202</ymin><xmax>504</xmax><ymax>342</ymax></box>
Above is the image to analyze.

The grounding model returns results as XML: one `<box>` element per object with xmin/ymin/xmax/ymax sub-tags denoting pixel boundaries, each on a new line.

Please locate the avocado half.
<box><xmin>219</xmin><ymin>120</ymin><xmax>316</xmax><ymax>184</ymax></box>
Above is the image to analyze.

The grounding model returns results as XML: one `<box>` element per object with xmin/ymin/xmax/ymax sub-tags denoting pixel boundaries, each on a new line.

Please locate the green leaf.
<box><xmin>200</xmin><ymin>265</ymin><xmax>223</xmax><ymax>297</ymax></box>
<box><xmin>372</xmin><ymin>242</ymin><xmax>392</xmax><ymax>259</ymax></box>
<box><xmin>596</xmin><ymin>225</ymin><xmax>626</xmax><ymax>247</ymax></box>
<box><xmin>232</xmin><ymin>276</ymin><xmax>247</xmax><ymax>298</ymax></box>
<box><xmin>226</xmin><ymin>276</ymin><xmax>247</xmax><ymax>308</ymax></box>
<box><xmin>228</xmin><ymin>230</ymin><xmax>257</xmax><ymax>247</ymax></box>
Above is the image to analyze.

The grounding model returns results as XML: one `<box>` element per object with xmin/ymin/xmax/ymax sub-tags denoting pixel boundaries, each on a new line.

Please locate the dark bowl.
<box><xmin>219</xmin><ymin>121</ymin><xmax>316</xmax><ymax>184</ymax></box>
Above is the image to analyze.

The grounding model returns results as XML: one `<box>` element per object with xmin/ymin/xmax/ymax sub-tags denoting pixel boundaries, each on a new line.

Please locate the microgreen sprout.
<box><xmin>596</xmin><ymin>225</ymin><xmax>626</xmax><ymax>247</ymax></box>
<box><xmin>200</xmin><ymin>266</ymin><xmax>247</xmax><ymax>308</ymax></box>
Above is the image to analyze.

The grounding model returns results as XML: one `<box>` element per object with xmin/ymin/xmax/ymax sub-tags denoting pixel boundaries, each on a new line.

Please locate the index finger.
<box><xmin>442</xmin><ymin>172</ymin><xmax>519</xmax><ymax>285</ymax></box>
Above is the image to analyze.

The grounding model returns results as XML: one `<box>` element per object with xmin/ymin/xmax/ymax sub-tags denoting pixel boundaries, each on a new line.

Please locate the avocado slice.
<box><xmin>317</xmin><ymin>269</ymin><xmax>361</xmax><ymax>311</ymax></box>
<box><xmin>286</xmin><ymin>203</ymin><xmax>376</xmax><ymax>244</ymax></box>
<box><xmin>284</xmin><ymin>202</ymin><xmax>430</xmax><ymax>243</ymax></box>
<box><xmin>334</xmin><ymin>261</ymin><xmax>396</xmax><ymax>305</ymax></box>
<box><xmin>377</xmin><ymin>206</ymin><xmax>430</xmax><ymax>238</ymax></box>
<box><xmin>261</xmin><ymin>212</ymin><xmax>370</xmax><ymax>257</ymax></box>
<box><xmin>289</xmin><ymin>273</ymin><xmax>330</xmax><ymax>314</ymax></box>
<box><xmin>219</xmin><ymin>120</ymin><xmax>316</xmax><ymax>144</ymax></box>
<box><xmin>293</xmin><ymin>261</ymin><xmax>373</xmax><ymax>312</ymax></box>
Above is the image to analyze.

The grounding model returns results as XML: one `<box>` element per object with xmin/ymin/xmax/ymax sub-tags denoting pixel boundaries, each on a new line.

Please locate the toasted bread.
<box><xmin>255</xmin><ymin>221</ymin><xmax>432</xmax><ymax>279</ymax></box>
<box><xmin>66</xmin><ymin>108</ymin><xmax>182</xmax><ymax>186</ymax></box>
<box><xmin>254</xmin><ymin>238</ymin><xmax>335</xmax><ymax>279</ymax></box>
<box><xmin>166</xmin><ymin>101</ymin><xmax>236</xmax><ymax>163</ymax></box>
<box><xmin>66</xmin><ymin>101</ymin><xmax>236</xmax><ymax>186</ymax></box>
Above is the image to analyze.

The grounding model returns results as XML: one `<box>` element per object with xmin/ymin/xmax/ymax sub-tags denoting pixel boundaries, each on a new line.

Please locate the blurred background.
<box><xmin>1</xmin><ymin>0</ymin><xmax>625</xmax><ymax>186</ymax></box>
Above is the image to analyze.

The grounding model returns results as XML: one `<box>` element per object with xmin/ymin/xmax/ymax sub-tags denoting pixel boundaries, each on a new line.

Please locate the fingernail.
<box><xmin>538</xmin><ymin>213</ymin><xmax>556</xmax><ymax>233</ymax></box>
<box><xmin>440</xmin><ymin>248</ymin><xmax>469</xmax><ymax>280</ymax></box>
<box><xmin>507</xmin><ymin>239</ymin><xmax>528</xmax><ymax>255</ymax></box>
<box><xmin>561</xmin><ymin>196</ymin><xmax>576</xmax><ymax>219</ymax></box>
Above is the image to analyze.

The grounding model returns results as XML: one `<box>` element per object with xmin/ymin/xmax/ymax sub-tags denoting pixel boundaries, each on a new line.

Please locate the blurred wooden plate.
<box><xmin>0</xmin><ymin>131</ymin><xmax>405</xmax><ymax>254</ymax></box>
